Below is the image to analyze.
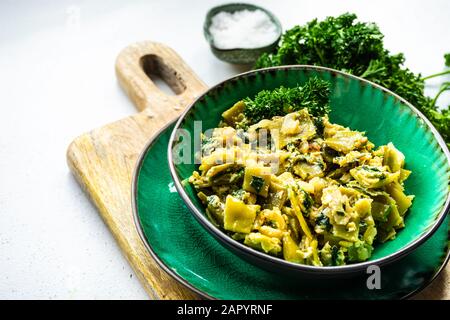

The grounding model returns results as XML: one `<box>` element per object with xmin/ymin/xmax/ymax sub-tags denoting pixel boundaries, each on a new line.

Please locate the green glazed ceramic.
<box><xmin>204</xmin><ymin>3</ymin><xmax>282</xmax><ymax>64</ymax></box>
<box><xmin>168</xmin><ymin>66</ymin><xmax>450</xmax><ymax>276</ymax></box>
<box><xmin>134</xmin><ymin>122</ymin><xmax>450</xmax><ymax>299</ymax></box>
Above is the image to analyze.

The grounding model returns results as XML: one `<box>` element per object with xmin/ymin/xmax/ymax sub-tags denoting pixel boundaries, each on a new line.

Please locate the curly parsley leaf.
<box><xmin>255</xmin><ymin>13</ymin><xmax>450</xmax><ymax>146</ymax></box>
<box><xmin>243</xmin><ymin>77</ymin><xmax>330</xmax><ymax>124</ymax></box>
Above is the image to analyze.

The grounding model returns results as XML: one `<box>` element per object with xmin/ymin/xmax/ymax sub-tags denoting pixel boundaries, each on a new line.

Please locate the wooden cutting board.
<box><xmin>66</xmin><ymin>41</ymin><xmax>448</xmax><ymax>300</ymax></box>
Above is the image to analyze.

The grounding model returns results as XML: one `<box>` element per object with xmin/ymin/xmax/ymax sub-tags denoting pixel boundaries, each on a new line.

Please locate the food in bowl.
<box><xmin>189</xmin><ymin>78</ymin><xmax>414</xmax><ymax>266</ymax></box>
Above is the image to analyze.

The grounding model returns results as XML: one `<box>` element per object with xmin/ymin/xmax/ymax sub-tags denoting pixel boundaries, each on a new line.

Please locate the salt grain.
<box><xmin>209</xmin><ymin>9</ymin><xmax>279</xmax><ymax>49</ymax></box>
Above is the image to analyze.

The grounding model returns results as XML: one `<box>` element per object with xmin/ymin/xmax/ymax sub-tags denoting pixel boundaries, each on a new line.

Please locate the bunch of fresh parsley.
<box><xmin>255</xmin><ymin>13</ymin><xmax>450</xmax><ymax>146</ymax></box>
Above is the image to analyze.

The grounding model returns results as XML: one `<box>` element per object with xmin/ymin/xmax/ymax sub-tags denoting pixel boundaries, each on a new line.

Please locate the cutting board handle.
<box><xmin>68</xmin><ymin>42</ymin><xmax>208</xmax><ymax>299</ymax></box>
<box><xmin>115</xmin><ymin>41</ymin><xmax>207</xmax><ymax>117</ymax></box>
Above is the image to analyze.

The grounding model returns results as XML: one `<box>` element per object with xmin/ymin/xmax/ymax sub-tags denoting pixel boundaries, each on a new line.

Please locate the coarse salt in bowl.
<box><xmin>209</xmin><ymin>9</ymin><xmax>280</xmax><ymax>49</ymax></box>
<box><xmin>204</xmin><ymin>3</ymin><xmax>282</xmax><ymax>64</ymax></box>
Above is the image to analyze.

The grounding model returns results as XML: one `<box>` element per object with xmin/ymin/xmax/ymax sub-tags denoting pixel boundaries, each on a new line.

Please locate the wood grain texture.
<box><xmin>67</xmin><ymin>41</ymin><xmax>449</xmax><ymax>300</ymax></box>
<box><xmin>67</xmin><ymin>42</ymin><xmax>207</xmax><ymax>299</ymax></box>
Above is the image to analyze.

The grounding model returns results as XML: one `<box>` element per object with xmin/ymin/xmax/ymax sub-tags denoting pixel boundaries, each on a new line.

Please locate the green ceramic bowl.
<box><xmin>134</xmin><ymin>123</ymin><xmax>449</xmax><ymax>299</ymax></box>
<box><xmin>204</xmin><ymin>3</ymin><xmax>282</xmax><ymax>64</ymax></box>
<box><xmin>168</xmin><ymin>66</ymin><xmax>450</xmax><ymax>276</ymax></box>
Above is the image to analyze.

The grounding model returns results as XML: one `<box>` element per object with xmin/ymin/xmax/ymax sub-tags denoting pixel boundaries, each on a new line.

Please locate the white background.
<box><xmin>0</xmin><ymin>0</ymin><xmax>449</xmax><ymax>299</ymax></box>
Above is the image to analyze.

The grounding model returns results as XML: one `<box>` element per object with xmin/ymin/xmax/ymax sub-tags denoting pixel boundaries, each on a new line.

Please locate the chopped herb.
<box><xmin>201</xmin><ymin>136</ymin><xmax>219</xmax><ymax>155</ymax></box>
<box><xmin>314</xmin><ymin>117</ymin><xmax>325</xmax><ymax>135</ymax></box>
<box><xmin>250</xmin><ymin>176</ymin><xmax>265</xmax><ymax>193</ymax></box>
<box><xmin>301</xmin><ymin>189</ymin><xmax>314</xmax><ymax>211</ymax></box>
<box><xmin>286</xmin><ymin>142</ymin><xmax>296</xmax><ymax>152</ymax></box>
<box><xmin>315</xmin><ymin>211</ymin><xmax>332</xmax><ymax>231</ymax></box>
<box><xmin>267</xmin><ymin>220</ymin><xmax>277</xmax><ymax>228</ymax></box>
<box><xmin>230</xmin><ymin>168</ymin><xmax>245</xmax><ymax>184</ymax></box>
<box><xmin>362</xmin><ymin>165</ymin><xmax>380</xmax><ymax>172</ymax></box>
<box><xmin>331</xmin><ymin>245</ymin><xmax>340</xmax><ymax>266</ymax></box>
<box><xmin>231</xmin><ymin>189</ymin><xmax>246</xmax><ymax>200</ymax></box>
<box><xmin>361</xmin><ymin>165</ymin><xmax>386</xmax><ymax>180</ymax></box>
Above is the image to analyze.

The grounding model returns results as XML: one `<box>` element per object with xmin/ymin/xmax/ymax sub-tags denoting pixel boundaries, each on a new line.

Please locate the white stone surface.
<box><xmin>0</xmin><ymin>0</ymin><xmax>448</xmax><ymax>299</ymax></box>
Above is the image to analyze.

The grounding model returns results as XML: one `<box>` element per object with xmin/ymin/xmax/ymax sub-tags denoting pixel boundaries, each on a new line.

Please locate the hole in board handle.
<box><xmin>140</xmin><ymin>54</ymin><xmax>187</xmax><ymax>96</ymax></box>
